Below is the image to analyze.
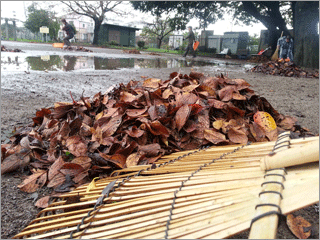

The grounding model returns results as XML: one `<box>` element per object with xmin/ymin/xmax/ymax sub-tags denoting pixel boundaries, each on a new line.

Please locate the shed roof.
<box><xmin>102</xmin><ymin>23</ymin><xmax>140</xmax><ymax>31</ymax></box>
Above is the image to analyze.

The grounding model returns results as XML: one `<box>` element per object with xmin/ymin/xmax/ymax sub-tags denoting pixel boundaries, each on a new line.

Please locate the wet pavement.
<box><xmin>1</xmin><ymin>41</ymin><xmax>255</xmax><ymax>73</ymax></box>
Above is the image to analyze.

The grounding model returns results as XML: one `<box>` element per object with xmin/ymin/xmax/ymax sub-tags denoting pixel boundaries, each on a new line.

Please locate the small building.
<box><xmin>98</xmin><ymin>23</ymin><xmax>140</xmax><ymax>47</ymax></box>
<box><xmin>199</xmin><ymin>30</ymin><xmax>214</xmax><ymax>50</ymax></box>
<box><xmin>221</xmin><ymin>32</ymin><xmax>249</xmax><ymax>55</ymax></box>
<box><xmin>208</xmin><ymin>35</ymin><xmax>223</xmax><ymax>53</ymax></box>
<box><xmin>169</xmin><ymin>35</ymin><xmax>183</xmax><ymax>49</ymax></box>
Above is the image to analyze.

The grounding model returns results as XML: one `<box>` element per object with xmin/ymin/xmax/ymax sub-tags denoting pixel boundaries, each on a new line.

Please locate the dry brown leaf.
<box><xmin>48</xmin><ymin>156</ymin><xmax>65</xmax><ymax>181</ymax></box>
<box><xmin>204</xmin><ymin>129</ymin><xmax>228</xmax><ymax>144</ymax></box>
<box><xmin>35</xmin><ymin>196</ymin><xmax>50</xmax><ymax>209</ymax></box>
<box><xmin>47</xmin><ymin>172</ymin><xmax>66</xmax><ymax>188</ymax></box>
<box><xmin>101</xmin><ymin>115</ymin><xmax>122</xmax><ymax>137</ymax></box>
<box><xmin>1</xmin><ymin>153</ymin><xmax>30</xmax><ymax>175</ymax></box>
<box><xmin>126</xmin><ymin>152</ymin><xmax>143</xmax><ymax>167</ymax></box>
<box><xmin>66</xmin><ymin>136</ymin><xmax>88</xmax><ymax>157</ymax></box>
<box><xmin>228</xmin><ymin>127</ymin><xmax>248</xmax><ymax>144</ymax></box>
<box><xmin>126</xmin><ymin>107</ymin><xmax>148</xmax><ymax>118</ymax></box>
<box><xmin>219</xmin><ymin>86</ymin><xmax>237</xmax><ymax>102</ymax></box>
<box><xmin>287</xmin><ymin>214</ymin><xmax>312</xmax><ymax>239</ymax></box>
<box><xmin>18</xmin><ymin>169</ymin><xmax>47</xmax><ymax>193</ymax></box>
<box><xmin>143</xmin><ymin>78</ymin><xmax>161</xmax><ymax>88</ymax></box>
<box><xmin>139</xmin><ymin>143</ymin><xmax>161</xmax><ymax>157</ymax></box>
<box><xmin>99</xmin><ymin>152</ymin><xmax>126</xmax><ymax>168</ymax></box>
<box><xmin>175</xmin><ymin>105</ymin><xmax>191</xmax><ymax>131</ymax></box>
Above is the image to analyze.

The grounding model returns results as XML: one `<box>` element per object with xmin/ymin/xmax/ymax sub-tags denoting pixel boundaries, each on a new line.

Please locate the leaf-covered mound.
<box><xmin>250</xmin><ymin>59</ymin><xmax>319</xmax><ymax>78</ymax></box>
<box><xmin>64</xmin><ymin>46</ymin><xmax>93</xmax><ymax>52</ymax></box>
<box><xmin>1</xmin><ymin>45</ymin><xmax>24</xmax><ymax>52</ymax></box>
<box><xmin>1</xmin><ymin>71</ymin><xmax>311</xmax><ymax>194</ymax></box>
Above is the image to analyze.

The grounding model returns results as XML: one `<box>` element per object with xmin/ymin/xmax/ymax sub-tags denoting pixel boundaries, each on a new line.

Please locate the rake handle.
<box><xmin>260</xmin><ymin>139</ymin><xmax>319</xmax><ymax>170</ymax></box>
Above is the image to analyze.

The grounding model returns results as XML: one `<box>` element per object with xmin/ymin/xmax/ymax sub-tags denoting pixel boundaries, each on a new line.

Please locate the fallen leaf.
<box><xmin>287</xmin><ymin>214</ymin><xmax>312</xmax><ymax>239</ymax></box>
<box><xmin>35</xmin><ymin>196</ymin><xmax>50</xmax><ymax>209</ymax></box>
<box><xmin>254</xmin><ymin>111</ymin><xmax>277</xmax><ymax>132</ymax></box>
<box><xmin>228</xmin><ymin>127</ymin><xmax>248</xmax><ymax>144</ymax></box>
<box><xmin>175</xmin><ymin>105</ymin><xmax>191</xmax><ymax>131</ymax></box>
<box><xmin>126</xmin><ymin>152</ymin><xmax>143</xmax><ymax>167</ymax></box>
<box><xmin>143</xmin><ymin>78</ymin><xmax>161</xmax><ymax>88</ymax></box>
<box><xmin>48</xmin><ymin>157</ymin><xmax>65</xmax><ymax>181</ymax></box>
<box><xmin>18</xmin><ymin>169</ymin><xmax>47</xmax><ymax>193</ymax></box>
<box><xmin>204</xmin><ymin>129</ymin><xmax>228</xmax><ymax>144</ymax></box>
<box><xmin>66</xmin><ymin>136</ymin><xmax>88</xmax><ymax>157</ymax></box>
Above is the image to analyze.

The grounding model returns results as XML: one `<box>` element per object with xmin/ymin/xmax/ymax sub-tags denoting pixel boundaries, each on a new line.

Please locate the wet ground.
<box><xmin>1</xmin><ymin>40</ymin><xmax>319</xmax><ymax>239</ymax></box>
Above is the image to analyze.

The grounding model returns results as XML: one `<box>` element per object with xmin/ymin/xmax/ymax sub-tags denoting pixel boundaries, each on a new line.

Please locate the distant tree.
<box><xmin>60</xmin><ymin>1</ymin><xmax>124</xmax><ymax>45</ymax></box>
<box><xmin>25</xmin><ymin>3</ymin><xmax>51</xmax><ymax>33</ymax></box>
<box><xmin>248</xmin><ymin>33</ymin><xmax>260</xmax><ymax>46</ymax></box>
<box><xmin>24</xmin><ymin>3</ymin><xmax>60</xmax><ymax>41</ymax></box>
<box><xmin>141</xmin><ymin>16</ymin><xmax>176</xmax><ymax>48</ymax></box>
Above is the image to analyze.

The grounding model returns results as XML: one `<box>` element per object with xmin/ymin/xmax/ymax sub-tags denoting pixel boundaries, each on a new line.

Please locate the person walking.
<box><xmin>61</xmin><ymin>18</ymin><xmax>75</xmax><ymax>48</ymax></box>
<box><xmin>183</xmin><ymin>26</ymin><xmax>196</xmax><ymax>58</ymax></box>
<box><xmin>277</xmin><ymin>35</ymin><xmax>294</xmax><ymax>61</ymax></box>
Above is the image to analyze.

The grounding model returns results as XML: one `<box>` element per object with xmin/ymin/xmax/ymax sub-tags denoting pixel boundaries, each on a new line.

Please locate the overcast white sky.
<box><xmin>1</xmin><ymin>1</ymin><xmax>268</xmax><ymax>36</ymax></box>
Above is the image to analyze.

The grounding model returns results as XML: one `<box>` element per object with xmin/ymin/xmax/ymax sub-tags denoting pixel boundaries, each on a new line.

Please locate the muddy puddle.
<box><xmin>1</xmin><ymin>55</ymin><xmax>254</xmax><ymax>72</ymax></box>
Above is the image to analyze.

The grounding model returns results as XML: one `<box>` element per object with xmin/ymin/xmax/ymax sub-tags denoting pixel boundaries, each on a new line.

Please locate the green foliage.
<box><xmin>25</xmin><ymin>3</ymin><xmax>51</xmax><ymax>33</ymax></box>
<box><xmin>140</xmin><ymin>16</ymin><xmax>175</xmax><ymax>48</ymax></box>
<box><xmin>137</xmin><ymin>40</ymin><xmax>145</xmax><ymax>48</ymax></box>
<box><xmin>24</xmin><ymin>2</ymin><xmax>61</xmax><ymax>41</ymax></box>
<box><xmin>109</xmin><ymin>40</ymin><xmax>120</xmax><ymax>46</ymax></box>
<box><xmin>248</xmin><ymin>33</ymin><xmax>260</xmax><ymax>45</ymax></box>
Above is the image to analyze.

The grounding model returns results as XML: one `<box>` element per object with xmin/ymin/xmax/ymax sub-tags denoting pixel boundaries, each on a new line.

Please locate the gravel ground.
<box><xmin>1</xmin><ymin>41</ymin><xmax>319</xmax><ymax>239</ymax></box>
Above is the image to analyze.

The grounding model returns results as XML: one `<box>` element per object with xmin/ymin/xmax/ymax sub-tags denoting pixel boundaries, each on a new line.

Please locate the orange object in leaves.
<box><xmin>258</xmin><ymin>49</ymin><xmax>264</xmax><ymax>55</ymax></box>
<box><xmin>285</xmin><ymin>58</ymin><xmax>291</xmax><ymax>62</ymax></box>
<box><xmin>253</xmin><ymin>111</ymin><xmax>277</xmax><ymax>132</ymax></box>
<box><xmin>52</xmin><ymin>43</ymin><xmax>64</xmax><ymax>48</ymax></box>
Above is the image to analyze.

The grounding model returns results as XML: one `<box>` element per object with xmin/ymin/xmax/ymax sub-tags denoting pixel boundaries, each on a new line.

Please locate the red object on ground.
<box><xmin>258</xmin><ymin>49</ymin><xmax>265</xmax><ymax>55</ymax></box>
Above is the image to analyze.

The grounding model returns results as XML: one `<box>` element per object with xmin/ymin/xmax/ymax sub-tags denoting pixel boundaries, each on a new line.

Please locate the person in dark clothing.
<box><xmin>183</xmin><ymin>26</ymin><xmax>196</xmax><ymax>58</ymax></box>
<box><xmin>61</xmin><ymin>19</ymin><xmax>75</xmax><ymax>47</ymax></box>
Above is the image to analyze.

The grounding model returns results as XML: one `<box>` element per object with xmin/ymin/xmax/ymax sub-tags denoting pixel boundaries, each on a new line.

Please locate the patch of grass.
<box><xmin>142</xmin><ymin>47</ymin><xmax>179</xmax><ymax>54</ymax></box>
<box><xmin>6</xmin><ymin>38</ymin><xmax>49</xmax><ymax>43</ymax></box>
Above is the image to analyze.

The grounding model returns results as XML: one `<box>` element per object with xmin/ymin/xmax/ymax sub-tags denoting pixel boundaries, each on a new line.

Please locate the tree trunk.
<box><xmin>241</xmin><ymin>1</ymin><xmax>291</xmax><ymax>51</ymax></box>
<box><xmin>293</xmin><ymin>1</ymin><xmax>319</xmax><ymax>68</ymax></box>
<box><xmin>92</xmin><ymin>20</ymin><xmax>102</xmax><ymax>45</ymax></box>
<box><xmin>157</xmin><ymin>38</ymin><xmax>162</xmax><ymax>49</ymax></box>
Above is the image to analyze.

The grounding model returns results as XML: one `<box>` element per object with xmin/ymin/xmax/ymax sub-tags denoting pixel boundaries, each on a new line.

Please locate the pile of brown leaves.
<box><xmin>1</xmin><ymin>45</ymin><xmax>23</xmax><ymax>52</ymax></box>
<box><xmin>123</xmin><ymin>49</ymin><xmax>141</xmax><ymax>54</ymax></box>
<box><xmin>250</xmin><ymin>59</ymin><xmax>319</xmax><ymax>78</ymax></box>
<box><xmin>64</xmin><ymin>46</ymin><xmax>93</xmax><ymax>52</ymax></box>
<box><xmin>1</xmin><ymin>71</ymin><xmax>310</xmax><ymax>195</ymax></box>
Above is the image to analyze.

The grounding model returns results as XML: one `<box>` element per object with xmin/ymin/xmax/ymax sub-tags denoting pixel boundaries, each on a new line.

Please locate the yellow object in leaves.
<box><xmin>86</xmin><ymin>177</ymin><xmax>99</xmax><ymax>193</ymax></box>
<box><xmin>253</xmin><ymin>111</ymin><xmax>277</xmax><ymax>132</ymax></box>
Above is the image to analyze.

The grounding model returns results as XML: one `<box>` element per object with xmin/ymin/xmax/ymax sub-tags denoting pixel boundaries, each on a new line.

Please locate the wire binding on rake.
<box><xmin>69</xmin><ymin>144</ymin><xmax>212</xmax><ymax>238</ymax></box>
<box><xmin>164</xmin><ymin>142</ymin><xmax>252</xmax><ymax>239</ymax></box>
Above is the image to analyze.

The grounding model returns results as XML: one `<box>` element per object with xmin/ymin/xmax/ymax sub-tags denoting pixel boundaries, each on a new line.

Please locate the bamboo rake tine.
<box><xmin>24</xmin><ymin>186</ymin><xmax>259</xmax><ymax>235</ymax></box>
<box><xmin>79</xmin><ymin>197</ymin><xmax>258</xmax><ymax>239</ymax></box>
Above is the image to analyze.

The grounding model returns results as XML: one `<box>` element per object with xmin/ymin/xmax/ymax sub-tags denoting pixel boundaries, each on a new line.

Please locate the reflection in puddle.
<box><xmin>1</xmin><ymin>55</ymin><xmax>253</xmax><ymax>72</ymax></box>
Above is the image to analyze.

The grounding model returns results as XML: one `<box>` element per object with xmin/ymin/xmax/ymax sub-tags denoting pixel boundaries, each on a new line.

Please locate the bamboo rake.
<box><xmin>13</xmin><ymin>134</ymin><xmax>319</xmax><ymax>239</ymax></box>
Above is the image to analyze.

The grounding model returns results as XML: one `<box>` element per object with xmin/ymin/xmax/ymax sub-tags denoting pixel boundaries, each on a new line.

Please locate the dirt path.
<box><xmin>1</xmin><ymin>41</ymin><xmax>319</xmax><ymax>239</ymax></box>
